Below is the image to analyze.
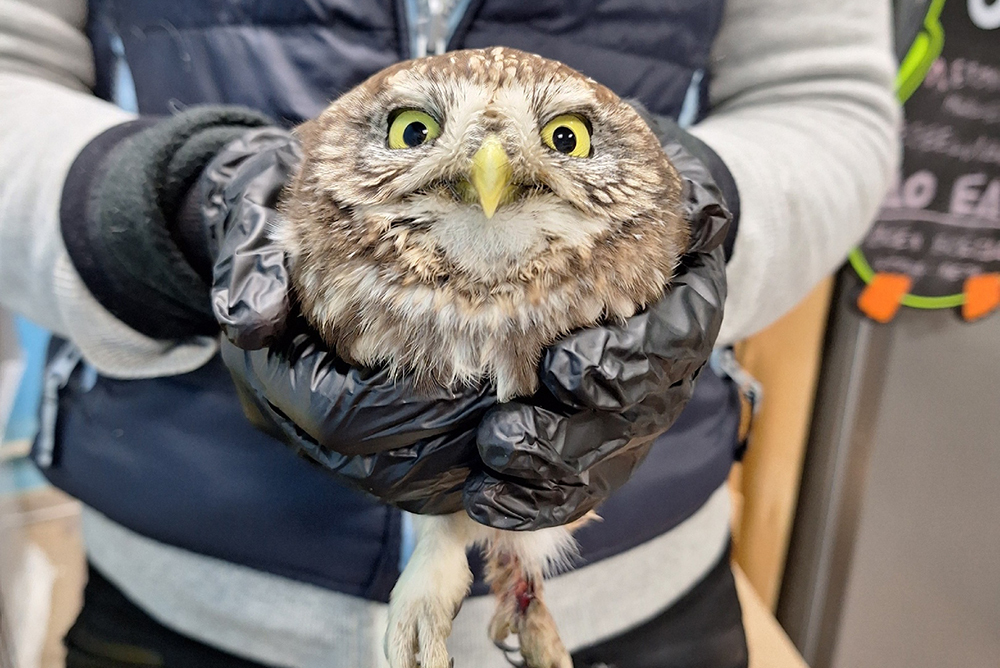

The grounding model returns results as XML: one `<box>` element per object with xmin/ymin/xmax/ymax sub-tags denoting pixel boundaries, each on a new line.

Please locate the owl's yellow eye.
<box><xmin>388</xmin><ymin>110</ymin><xmax>441</xmax><ymax>149</ymax></box>
<box><xmin>541</xmin><ymin>115</ymin><xmax>591</xmax><ymax>157</ymax></box>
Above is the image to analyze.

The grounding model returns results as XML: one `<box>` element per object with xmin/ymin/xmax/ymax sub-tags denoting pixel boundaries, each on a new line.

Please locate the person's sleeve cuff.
<box><xmin>59</xmin><ymin>107</ymin><xmax>272</xmax><ymax>340</ymax></box>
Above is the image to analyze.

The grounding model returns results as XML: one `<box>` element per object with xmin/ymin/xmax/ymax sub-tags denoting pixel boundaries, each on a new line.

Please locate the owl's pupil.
<box><xmin>552</xmin><ymin>127</ymin><xmax>577</xmax><ymax>154</ymax></box>
<box><xmin>403</xmin><ymin>122</ymin><xmax>429</xmax><ymax>147</ymax></box>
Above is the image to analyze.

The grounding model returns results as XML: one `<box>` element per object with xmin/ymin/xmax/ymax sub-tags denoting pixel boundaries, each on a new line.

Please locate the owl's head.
<box><xmin>283</xmin><ymin>47</ymin><xmax>685</xmax><ymax>292</ymax></box>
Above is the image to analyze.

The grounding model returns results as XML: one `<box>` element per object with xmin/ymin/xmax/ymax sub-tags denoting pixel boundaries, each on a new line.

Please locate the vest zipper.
<box><xmin>403</xmin><ymin>0</ymin><xmax>476</xmax><ymax>58</ymax></box>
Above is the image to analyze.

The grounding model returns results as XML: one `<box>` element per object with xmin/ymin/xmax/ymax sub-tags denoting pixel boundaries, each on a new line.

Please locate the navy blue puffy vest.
<box><xmin>41</xmin><ymin>0</ymin><xmax>739</xmax><ymax>603</ymax></box>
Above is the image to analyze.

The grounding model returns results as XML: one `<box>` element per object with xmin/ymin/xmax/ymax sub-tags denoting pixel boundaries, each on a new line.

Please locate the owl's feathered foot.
<box><xmin>385</xmin><ymin>516</ymin><xmax>474</xmax><ymax>668</ymax></box>
<box><xmin>487</xmin><ymin>553</ymin><xmax>573</xmax><ymax>668</ymax></box>
<box><xmin>385</xmin><ymin>595</ymin><xmax>456</xmax><ymax>668</ymax></box>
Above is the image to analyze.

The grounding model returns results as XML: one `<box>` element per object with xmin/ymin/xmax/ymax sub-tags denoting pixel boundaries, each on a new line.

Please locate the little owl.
<box><xmin>277</xmin><ymin>47</ymin><xmax>688</xmax><ymax>668</ymax></box>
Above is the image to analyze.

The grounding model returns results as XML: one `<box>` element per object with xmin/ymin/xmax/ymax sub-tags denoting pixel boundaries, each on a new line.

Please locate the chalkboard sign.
<box><xmin>852</xmin><ymin>0</ymin><xmax>1000</xmax><ymax>322</ymax></box>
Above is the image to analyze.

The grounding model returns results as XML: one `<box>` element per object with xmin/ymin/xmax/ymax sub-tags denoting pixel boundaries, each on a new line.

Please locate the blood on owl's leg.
<box><xmin>386</xmin><ymin>513</ymin><xmax>474</xmax><ymax>668</ymax></box>
<box><xmin>483</xmin><ymin>532</ymin><xmax>575</xmax><ymax>668</ymax></box>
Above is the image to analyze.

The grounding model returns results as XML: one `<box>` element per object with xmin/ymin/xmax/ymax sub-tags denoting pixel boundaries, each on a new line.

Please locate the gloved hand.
<box><xmin>60</xmin><ymin>107</ymin><xmax>499</xmax><ymax>515</ymax></box>
<box><xmin>463</xmin><ymin>117</ymin><xmax>734</xmax><ymax>530</ymax></box>
<box><xmin>203</xmin><ymin>128</ymin><xmax>499</xmax><ymax>514</ymax></box>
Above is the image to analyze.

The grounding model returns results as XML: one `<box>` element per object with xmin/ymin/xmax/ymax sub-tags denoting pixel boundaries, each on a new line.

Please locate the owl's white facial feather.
<box><xmin>359</xmin><ymin>190</ymin><xmax>607</xmax><ymax>284</ymax></box>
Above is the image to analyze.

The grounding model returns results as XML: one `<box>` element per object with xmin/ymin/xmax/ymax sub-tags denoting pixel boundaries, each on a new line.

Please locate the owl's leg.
<box><xmin>484</xmin><ymin>528</ymin><xmax>576</xmax><ymax>668</ymax></box>
<box><xmin>386</xmin><ymin>513</ymin><xmax>474</xmax><ymax>668</ymax></box>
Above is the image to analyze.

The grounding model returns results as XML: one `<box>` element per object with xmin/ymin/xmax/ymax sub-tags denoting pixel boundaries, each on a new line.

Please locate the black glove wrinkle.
<box><xmin>206</xmin><ymin>129</ymin><xmax>302</xmax><ymax>349</ymax></box>
<box><xmin>631</xmin><ymin>101</ymin><xmax>739</xmax><ymax>260</ymax></box>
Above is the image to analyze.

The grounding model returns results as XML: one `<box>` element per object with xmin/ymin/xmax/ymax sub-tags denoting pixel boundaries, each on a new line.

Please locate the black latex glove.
<box><xmin>59</xmin><ymin>107</ymin><xmax>494</xmax><ymax>513</ymax></box>
<box><xmin>462</xmin><ymin>121</ymin><xmax>732</xmax><ymax>529</ymax></box>
<box><xmin>204</xmin><ymin>128</ymin><xmax>498</xmax><ymax>514</ymax></box>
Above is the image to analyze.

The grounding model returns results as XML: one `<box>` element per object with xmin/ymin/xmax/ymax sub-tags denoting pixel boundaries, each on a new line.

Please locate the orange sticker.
<box><xmin>962</xmin><ymin>274</ymin><xmax>1000</xmax><ymax>321</ymax></box>
<box><xmin>858</xmin><ymin>273</ymin><xmax>913</xmax><ymax>323</ymax></box>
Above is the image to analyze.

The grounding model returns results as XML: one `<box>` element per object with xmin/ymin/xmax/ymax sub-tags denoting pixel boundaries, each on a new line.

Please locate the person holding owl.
<box><xmin>0</xmin><ymin>0</ymin><xmax>900</xmax><ymax>667</ymax></box>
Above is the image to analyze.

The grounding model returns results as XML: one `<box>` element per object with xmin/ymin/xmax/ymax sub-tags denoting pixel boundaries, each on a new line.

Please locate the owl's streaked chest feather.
<box><xmin>277</xmin><ymin>47</ymin><xmax>688</xmax><ymax>401</ymax></box>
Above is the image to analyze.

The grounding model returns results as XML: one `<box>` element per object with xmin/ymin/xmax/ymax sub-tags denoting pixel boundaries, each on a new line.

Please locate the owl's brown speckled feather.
<box><xmin>277</xmin><ymin>47</ymin><xmax>687</xmax><ymax>401</ymax></box>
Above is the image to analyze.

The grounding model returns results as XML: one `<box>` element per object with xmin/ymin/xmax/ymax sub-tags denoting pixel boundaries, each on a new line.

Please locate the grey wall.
<box><xmin>831</xmin><ymin>307</ymin><xmax>1000</xmax><ymax>668</ymax></box>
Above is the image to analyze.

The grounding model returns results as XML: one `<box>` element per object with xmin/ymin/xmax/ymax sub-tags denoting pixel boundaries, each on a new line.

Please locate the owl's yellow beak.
<box><xmin>470</xmin><ymin>135</ymin><xmax>513</xmax><ymax>219</ymax></box>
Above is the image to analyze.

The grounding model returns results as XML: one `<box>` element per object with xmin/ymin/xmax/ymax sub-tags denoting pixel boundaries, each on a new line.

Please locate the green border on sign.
<box><xmin>849</xmin><ymin>0</ymin><xmax>959</xmax><ymax>310</ymax></box>
<box><xmin>848</xmin><ymin>248</ymin><xmax>965</xmax><ymax>308</ymax></box>
<box><xmin>896</xmin><ymin>0</ymin><xmax>946</xmax><ymax>103</ymax></box>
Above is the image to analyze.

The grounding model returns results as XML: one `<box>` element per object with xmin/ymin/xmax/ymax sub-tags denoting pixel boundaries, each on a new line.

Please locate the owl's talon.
<box><xmin>501</xmin><ymin>648</ymin><xmax>526</xmax><ymax>668</ymax></box>
<box><xmin>493</xmin><ymin>637</ymin><xmax>521</xmax><ymax>653</ymax></box>
<box><xmin>515</xmin><ymin>598</ymin><xmax>573</xmax><ymax>668</ymax></box>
